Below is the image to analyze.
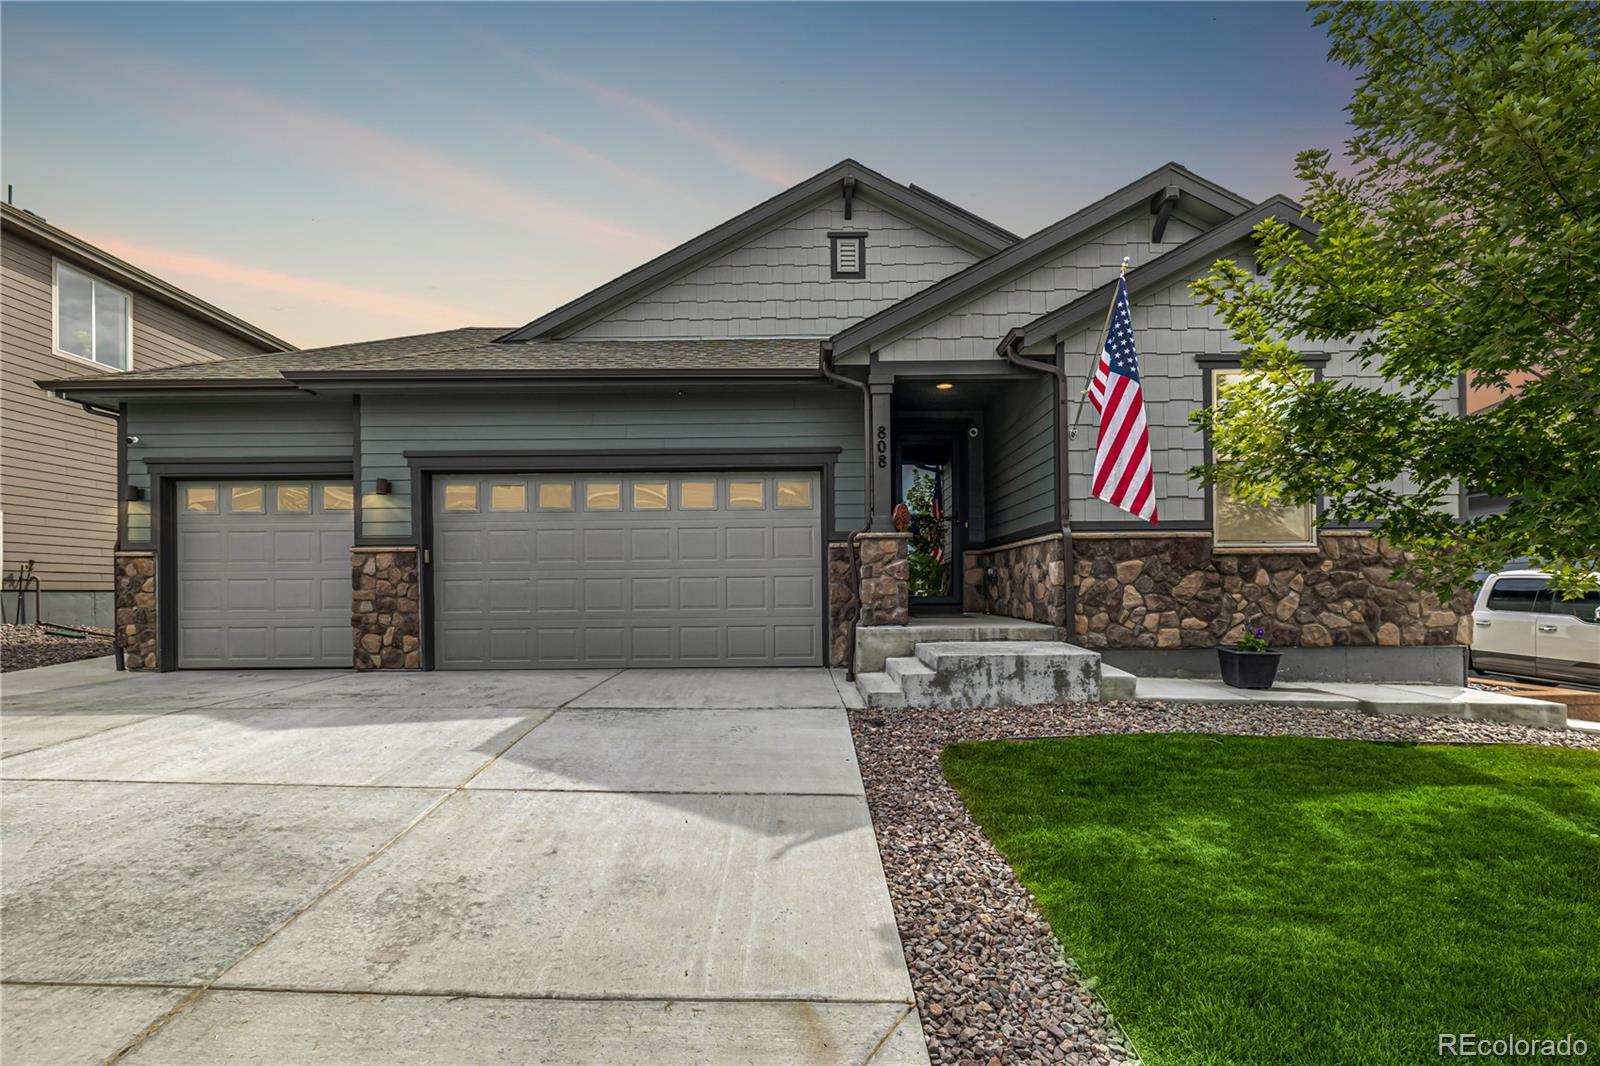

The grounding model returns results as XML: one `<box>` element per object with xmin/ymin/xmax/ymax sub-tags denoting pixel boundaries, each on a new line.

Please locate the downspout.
<box><xmin>1000</xmin><ymin>332</ymin><xmax>1076</xmax><ymax>639</ymax></box>
<box><xmin>820</xmin><ymin>341</ymin><xmax>873</xmax><ymax>681</ymax></box>
<box><xmin>76</xmin><ymin>400</ymin><xmax>127</xmax><ymax>669</ymax></box>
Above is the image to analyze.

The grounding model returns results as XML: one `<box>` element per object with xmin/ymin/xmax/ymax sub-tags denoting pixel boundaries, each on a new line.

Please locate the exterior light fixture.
<box><xmin>935</xmin><ymin>382</ymin><xmax>954</xmax><ymax>391</ymax></box>
<box><xmin>374</xmin><ymin>478</ymin><xmax>392</xmax><ymax>495</ymax></box>
<box><xmin>125</xmin><ymin>484</ymin><xmax>144</xmax><ymax>502</ymax></box>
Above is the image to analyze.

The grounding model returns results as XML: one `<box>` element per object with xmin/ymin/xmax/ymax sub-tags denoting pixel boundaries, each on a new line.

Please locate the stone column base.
<box><xmin>114</xmin><ymin>551</ymin><xmax>158</xmax><ymax>670</ymax></box>
<box><xmin>856</xmin><ymin>532</ymin><xmax>909</xmax><ymax>626</ymax></box>
<box><xmin>352</xmin><ymin>547</ymin><xmax>420</xmax><ymax>670</ymax></box>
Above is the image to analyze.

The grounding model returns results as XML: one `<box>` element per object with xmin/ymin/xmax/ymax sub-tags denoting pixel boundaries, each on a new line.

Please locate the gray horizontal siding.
<box><xmin>876</xmin><ymin>213</ymin><xmax>1204</xmax><ymax>363</ymax></box>
<box><xmin>124</xmin><ymin>398</ymin><xmax>354</xmax><ymax>543</ymax></box>
<box><xmin>984</xmin><ymin>376</ymin><xmax>1057</xmax><ymax>542</ymax></box>
<box><xmin>359</xmin><ymin>389</ymin><xmax>863</xmax><ymax>542</ymax></box>
<box><xmin>570</xmin><ymin>193</ymin><xmax>979</xmax><ymax>340</ymax></box>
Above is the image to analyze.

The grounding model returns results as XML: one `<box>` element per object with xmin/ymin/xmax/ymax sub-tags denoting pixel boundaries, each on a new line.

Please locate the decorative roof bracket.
<box><xmin>1149</xmin><ymin>183</ymin><xmax>1180</xmax><ymax>243</ymax></box>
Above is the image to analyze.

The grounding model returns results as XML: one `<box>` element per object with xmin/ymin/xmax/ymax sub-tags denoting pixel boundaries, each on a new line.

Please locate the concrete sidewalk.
<box><xmin>1</xmin><ymin>668</ymin><xmax>926</xmax><ymax>1065</ymax></box>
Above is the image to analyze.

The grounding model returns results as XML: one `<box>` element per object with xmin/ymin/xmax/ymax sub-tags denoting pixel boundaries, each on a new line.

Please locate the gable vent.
<box><xmin>830</xmin><ymin>232</ymin><xmax>866</xmax><ymax>279</ymax></box>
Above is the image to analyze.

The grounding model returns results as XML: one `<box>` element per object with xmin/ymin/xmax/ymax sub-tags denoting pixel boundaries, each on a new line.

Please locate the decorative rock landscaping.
<box><xmin>849</xmin><ymin>699</ymin><xmax>1595</xmax><ymax>1066</ymax></box>
<box><xmin>351</xmin><ymin>547</ymin><xmax>419</xmax><ymax>670</ymax></box>
<box><xmin>0</xmin><ymin>624</ymin><xmax>114</xmax><ymax>672</ymax></box>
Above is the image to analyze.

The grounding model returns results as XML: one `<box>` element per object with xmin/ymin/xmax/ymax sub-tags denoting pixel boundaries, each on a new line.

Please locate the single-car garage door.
<box><xmin>432</xmin><ymin>471</ymin><xmax>823</xmax><ymax>669</ymax></box>
<box><xmin>174</xmin><ymin>480</ymin><xmax>353</xmax><ymax>668</ymax></box>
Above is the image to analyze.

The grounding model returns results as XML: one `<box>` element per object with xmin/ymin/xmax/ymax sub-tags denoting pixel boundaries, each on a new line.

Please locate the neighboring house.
<box><xmin>2</xmin><ymin>202</ymin><xmax>291</xmax><ymax>628</ymax></box>
<box><xmin>41</xmin><ymin>160</ymin><xmax>1470</xmax><ymax>679</ymax></box>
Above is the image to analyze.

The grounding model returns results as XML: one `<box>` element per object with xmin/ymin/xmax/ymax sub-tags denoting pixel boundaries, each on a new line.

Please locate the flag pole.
<box><xmin>1067</xmin><ymin>256</ymin><xmax>1130</xmax><ymax>440</ymax></box>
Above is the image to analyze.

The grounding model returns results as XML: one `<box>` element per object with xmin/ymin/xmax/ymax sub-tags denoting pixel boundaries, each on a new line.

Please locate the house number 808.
<box><xmin>876</xmin><ymin>426</ymin><xmax>888</xmax><ymax>468</ymax></box>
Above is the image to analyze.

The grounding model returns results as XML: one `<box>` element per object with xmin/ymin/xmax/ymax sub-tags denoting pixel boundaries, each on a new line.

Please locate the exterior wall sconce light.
<box><xmin>374</xmin><ymin>478</ymin><xmax>392</xmax><ymax>495</ymax></box>
<box><xmin>125</xmin><ymin>485</ymin><xmax>145</xmax><ymax>502</ymax></box>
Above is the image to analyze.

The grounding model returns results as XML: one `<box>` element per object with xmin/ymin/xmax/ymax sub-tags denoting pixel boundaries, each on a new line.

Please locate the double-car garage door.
<box><xmin>168</xmin><ymin>470</ymin><xmax>824</xmax><ymax>670</ymax></box>
<box><xmin>431</xmin><ymin>471</ymin><xmax>824</xmax><ymax>669</ymax></box>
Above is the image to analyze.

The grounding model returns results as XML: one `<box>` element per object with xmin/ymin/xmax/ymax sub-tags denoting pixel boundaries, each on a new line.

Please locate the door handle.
<box><xmin>1537</xmin><ymin>624</ymin><xmax>1558</xmax><ymax>633</ymax></box>
<box><xmin>1474</xmin><ymin>619</ymin><xmax>1492</xmax><ymax>627</ymax></box>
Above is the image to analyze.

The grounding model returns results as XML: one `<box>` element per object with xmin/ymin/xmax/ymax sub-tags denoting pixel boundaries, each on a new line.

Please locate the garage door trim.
<box><xmin>406</xmin><ymin>449</ymin><xmax>841</xmax><ymax>671</ymax></box>
<box><xmin>148</xmin><ymin>457</ymin><xmax>353</xmax><ymax>671</ymax></box>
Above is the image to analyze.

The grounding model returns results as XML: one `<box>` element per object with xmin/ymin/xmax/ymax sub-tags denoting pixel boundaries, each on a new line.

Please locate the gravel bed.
<box><xmin>0</xmin><ymin>623</ymin><xmax>115</xmax><ymax>672</ymax></box>
<box><xmin>849</xmin><ymin>700</ymin><xmax>1598</xmax><ymax>1066</ymax></box>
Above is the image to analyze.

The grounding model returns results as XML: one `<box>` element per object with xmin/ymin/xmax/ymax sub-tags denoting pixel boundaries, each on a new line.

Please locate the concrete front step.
<box><xmin>884</xmin><ymin>656</ymin><xmax>937</xmax><ymax>704</ymax></box>
<box><xmin>908</xmin><ymin>641</ymin><xmax>1101</xmax><ymax>710</ymax></box>
<box><xmin>855</xmin><ymin>671</ymin><xmax>906</xmax><ymax>710</ymax></box>
<box><xmin>854</xmin><ymin>615</ymin><xmax>1056</xmax><ymax>674</ymax></box>
<box><xmin>1100</xmin><ymin>663</ymin><xmax>1138</xmax><ymax>702</ymax></box>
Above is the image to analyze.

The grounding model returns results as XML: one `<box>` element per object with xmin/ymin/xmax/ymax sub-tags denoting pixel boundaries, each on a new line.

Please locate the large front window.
<box><xmin>54</xmin><ymin>260</ymin><xmax>131</xmax><ymax>370</ymax></box>
<box><xmin>1210</xmin><ymin>368</ymin><xmax>1316</xmax><ymax>548</ymax></box>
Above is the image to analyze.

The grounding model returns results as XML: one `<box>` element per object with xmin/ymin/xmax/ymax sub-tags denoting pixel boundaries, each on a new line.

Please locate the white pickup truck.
<box><xmin>1470</xmin><ymin>570</ymin><xmax>1600</xmax><ymax>686</ymax></box>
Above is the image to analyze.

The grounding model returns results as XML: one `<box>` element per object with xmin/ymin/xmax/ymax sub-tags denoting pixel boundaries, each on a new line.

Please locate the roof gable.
<box><xmin>1000</xmin><ymin>194</ymin><xmax>1313</xmax><ymax>355</ymax></box>
<box><xmin>501</xmin><ymin>159</ymin><xmax>1017</xmax><ymax>342</ymax></box>
<box><xmin>826</xmin><ymin>163</ymin><xmax>1253</xmax><ymax>359</ymax></box>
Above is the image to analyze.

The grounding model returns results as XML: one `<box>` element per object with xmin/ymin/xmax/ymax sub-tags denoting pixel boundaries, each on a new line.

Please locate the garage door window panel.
<box><xmin>728</xmin><ymin>481</ymin><xmax>765</xmax><ymax>509</ymax></box>
<box><xmin>229</xmin><ymin>485</ymin><xmax>264</xmax><ymax>513</ymax></box>
<box><xmin>276</xmin><ymin>486</ymin><xmax>311</xmax><ymax>514</ymax></box>
<box><xmin>776</xmin><ymin>479</ymin><xmax>812</xmax><ymax>508</ymax></box>
<box><xmin>632</xmin><ymin>482</ymin><xmax>669</xmax><ymax>510</ymax></box>
<box><xmin>490</xmin><ymin>484</ymin><xmax>527</xmax><ymax>511</ymax></box>
<box><xmin>184</xmin><ymin>485</ymin><xmax>219</xmax><ymax>513</ymax></box>
<box><xmin>443</xmin><ymin>483</ymin><xmax>479</xmax><ymax>512</ymax></box>
<box><xmin>322</xmin><ymin>485</ymin><xmax>354</xmax><ymax>510</ymax></box>
<box><xmin>680</xmin><ymin>482</ymin><xmax>716</xmax><ymax>509</ymax></box>
<box><xmin>585</xmin><ymin>482</ymin><xmax>621</xmax><ymax>510</ymax></box>
<box><xmin>538</xmin><ymin>482</ymin><xmax>574</xmax><ymax>510</ymax></box>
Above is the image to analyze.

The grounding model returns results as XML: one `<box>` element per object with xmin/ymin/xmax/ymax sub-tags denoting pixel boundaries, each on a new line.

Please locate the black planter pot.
<box><xmin>1217</xmin><ymin>647</ymin><xmax>1282</xmax><ymax>690</ymax></box>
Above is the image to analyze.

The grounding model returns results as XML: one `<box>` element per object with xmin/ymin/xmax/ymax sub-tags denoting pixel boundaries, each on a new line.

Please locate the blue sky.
<box><xmin>2</xmin><ymin>2</ymin><xmax>1356</xmax><ymax>347</ymax></box>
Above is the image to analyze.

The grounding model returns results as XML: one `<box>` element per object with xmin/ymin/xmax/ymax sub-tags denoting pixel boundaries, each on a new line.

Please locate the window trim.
<box><xmin>1207</xmin><ymin>366</ymin><xmax>1317</xmax><ymax>549</ymax></box>
<box><xmin>829</xmin><ymin>232</ymin><xmax>866</xmax><ymax>280</ymax></box>
<box><xmin>52</xmin><ymin>257</ymin><xmax>134</xmax><ymax>370</ymax></box>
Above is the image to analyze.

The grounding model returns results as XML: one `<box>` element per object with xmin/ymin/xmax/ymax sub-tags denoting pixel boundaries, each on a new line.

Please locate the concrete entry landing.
<box><xmin>0</xmin><ymin>667</ymin><xmax>927</xmax><ymax>1065</ymax></box>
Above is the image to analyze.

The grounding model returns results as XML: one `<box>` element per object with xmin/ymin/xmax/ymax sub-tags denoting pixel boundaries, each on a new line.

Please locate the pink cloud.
<box><xmin>15</xmin><ymin>35</ymin><xmax>668</xmax><ymax>258</ymax></box>
<box><xmin>89</xmin><ymin>234</ymin><xmax>493</xmax><ymax>331</ymax></box>
<box><xmin>486</xmin><ymin>43</ymin><xmax>803</xmax><ymax>188</ymax></box>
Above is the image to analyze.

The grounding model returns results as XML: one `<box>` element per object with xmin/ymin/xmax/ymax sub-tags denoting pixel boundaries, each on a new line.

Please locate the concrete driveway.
<box><xmin>1</xmin><ymin>662</ymin><xmax>925</xmax><ymax>1065</ymax></box>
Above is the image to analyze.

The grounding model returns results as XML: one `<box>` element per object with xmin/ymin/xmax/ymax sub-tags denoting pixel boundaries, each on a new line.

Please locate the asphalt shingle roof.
<box><xmin>43</xmin><ymin>330</ymin><xmax>822</xmax><ymax>387</ymax></box>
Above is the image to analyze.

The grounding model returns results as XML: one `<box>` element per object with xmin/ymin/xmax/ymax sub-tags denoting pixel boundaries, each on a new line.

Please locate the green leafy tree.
<box><xmin>1192</xmin><ymin>1</ymin><xmax>1599</xmax><ymax>595</ymax></box>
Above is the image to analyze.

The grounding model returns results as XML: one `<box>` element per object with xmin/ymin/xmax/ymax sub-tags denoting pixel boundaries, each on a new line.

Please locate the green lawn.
<box><xmin>941</xmin><ymin>735</ymin><xmax>1600</xmax><ymax>1065</ymax></box>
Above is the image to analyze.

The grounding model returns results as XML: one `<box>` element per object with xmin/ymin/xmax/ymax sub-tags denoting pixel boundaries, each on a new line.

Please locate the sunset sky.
<box><xmin>2</xmin><ymin>2</ymin><xmax>1357</xmax><ymax>349</ymax></box>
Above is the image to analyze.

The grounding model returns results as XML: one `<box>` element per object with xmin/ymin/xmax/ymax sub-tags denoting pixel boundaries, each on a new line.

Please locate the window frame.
<box><xmin>1207</xmin><ymin>366</ymin><xmax>1317</xmax><ymax>549</ymax></box>
<box><xmin>829</xmin><ymin>232</ymin><xmax>866</xmax><ymax>280</ymax></box>
<box><xmin>52</xmin><ymin>258</ymin><xmax>134</xmax><ymax>371</ymax></box>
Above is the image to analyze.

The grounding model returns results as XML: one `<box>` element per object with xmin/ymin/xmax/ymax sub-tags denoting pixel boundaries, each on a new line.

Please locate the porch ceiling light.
<box><xmin>935</xmin><ymin>382</ymin><xmax>954</xmax><ymax>391</ymax></box>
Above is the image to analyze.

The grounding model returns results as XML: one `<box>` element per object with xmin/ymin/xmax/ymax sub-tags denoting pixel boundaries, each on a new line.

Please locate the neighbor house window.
<box><xmin>1210</xmin><ymin>368</ymin><xmax>1316</xmax><ymax>548</ymax></box>
<box><xmin>830</xmin><ymin>233</ymin><xmax>866</xmax><ymax>279</ymax></box>
<box><xmin>54</xmin><ymin>259</ymin><xmax>132</xmax><ymax>370</ymax></box>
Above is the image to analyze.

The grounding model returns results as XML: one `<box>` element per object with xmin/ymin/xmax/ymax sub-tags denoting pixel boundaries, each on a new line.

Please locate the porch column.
<box><xmin>869</xmin><ymin>382</ymin><xmax>895</xmax><ymax>531</ymax></box>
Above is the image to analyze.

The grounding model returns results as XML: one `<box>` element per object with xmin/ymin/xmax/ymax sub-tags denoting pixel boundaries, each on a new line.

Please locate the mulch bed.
<box><xmin>848</xmin><ymin>700</ymin><xmax>1599</xmax><ymax>1066</ymax></box>
<box><xmin>0</xmin><ymin>624</ymin><xmax>115</xmax><ymax>673</ymax></box>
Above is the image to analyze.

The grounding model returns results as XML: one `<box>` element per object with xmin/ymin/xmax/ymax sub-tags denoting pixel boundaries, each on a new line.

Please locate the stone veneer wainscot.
<box><xmin>856</xmin><ymin>533</ymin><xmax>910</xmax><ymax>627</ymax></box>
<box><xmin>352</xmin><ymin>547</ymin><xmax>420</xmax><ymax>670</ymax></box>
<box><xmin>114</xmin><ymin>551</ymin><xmax>158</xmax><ymax>670</ymax></box>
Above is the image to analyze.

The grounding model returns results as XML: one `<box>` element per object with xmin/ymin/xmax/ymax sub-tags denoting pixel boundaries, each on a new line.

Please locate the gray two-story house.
<box><xmin>41</xmin><ymin>160</ymin><xmax>1471</xmax><ymax>682</ymax></box>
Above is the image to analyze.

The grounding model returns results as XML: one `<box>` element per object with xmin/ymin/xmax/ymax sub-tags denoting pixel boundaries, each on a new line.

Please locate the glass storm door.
<box><xmin>896</xmin><ymin>435</ymin><xmax>963</xmax><ymax>608</ymax></box>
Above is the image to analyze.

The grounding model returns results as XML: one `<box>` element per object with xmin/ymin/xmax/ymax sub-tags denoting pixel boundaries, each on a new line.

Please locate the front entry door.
<box><xmin>894</xmin><ymin>432</ymin><xmax>965</xmax><ymax>610</ymax></box>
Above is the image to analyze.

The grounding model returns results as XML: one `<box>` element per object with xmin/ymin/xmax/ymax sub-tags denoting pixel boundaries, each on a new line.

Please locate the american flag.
<box><xmin>1087</xmin><ymin>278</ymin><xmax>1158</xmax><ymax>523</ymax></box>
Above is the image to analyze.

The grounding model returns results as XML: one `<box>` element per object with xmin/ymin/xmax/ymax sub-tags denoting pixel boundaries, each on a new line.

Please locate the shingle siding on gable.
<box><xmin>1057</xmin><ymin>268</ymin><xmax>1217</xmax><ymax>525</ymax></box>
<box><xmin>569</xmin><ymin>195</ymin><xmax>980</xmax><ymax>340</ymax></box>
<box><xmin>876</xmin><ymin>214</ymin><xmax>1204</xmax><ymax>363</ymax></box>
